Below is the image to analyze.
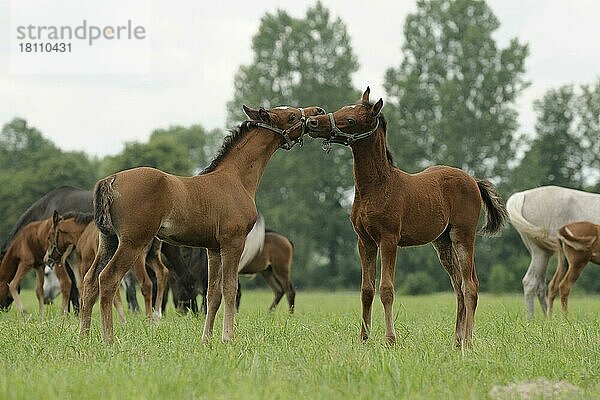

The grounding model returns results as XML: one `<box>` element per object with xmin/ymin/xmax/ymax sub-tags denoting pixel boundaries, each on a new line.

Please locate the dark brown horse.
<box><xmin>306</xmin><ymin>88</ymin><xmax>507</xmax><ymax>347</ymax></box>
<box><xmin>548</xmin><ymin>221</ymin><xmax>600</xmax><ymax>316</ymax></box>
<box><xmin>0</xmin><ymin>217</ymin><xmax>65</xmax><ymax>315</ymax></box>
<box><xmin>239</xmin><ymin>230</ymin><xmax>295</xmax><ymax>312</ymax></box>
<box><xmin>80</xmin><ymin>105</ymin><xmax>325</xmax><ymax>342</ymax></box>
<box><xmin>45</xmin><ymin>211</ymin><xmax>166</xmax><ymax>321</ymax></box>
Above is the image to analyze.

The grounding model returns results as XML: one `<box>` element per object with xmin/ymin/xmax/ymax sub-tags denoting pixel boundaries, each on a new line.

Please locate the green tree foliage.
<box><xmin>0</xmin><ymin>118</ymin><xmax>98</xmax><ymax>239</ymax></box>
<box><xmin>384</xmin><ymin>0</ymin><xmax>529</xmax><ymax>181</ymax></box>
<box><xmin>511</xmin><ymin>80</ymin><xmax>600</xmax><ymax>191</ymax></box>
<box><xmin>227</xmin><ymin>2</ymin><xmax>361</xmax><ymax>288</ymax></box>
<box><xmin>102</xmin><ymin>124</ymin><xmax>220</xmax><ymax>176</ymax></box>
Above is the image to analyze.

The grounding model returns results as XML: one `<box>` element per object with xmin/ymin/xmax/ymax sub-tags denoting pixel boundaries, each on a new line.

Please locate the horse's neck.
<box><xmin>217</xmin><ymin>127</ymin><xmax>281</xmax><ymax>195</ymax></box>
<box><xmin>350</xmin><ymin>129</ymin><xmax>394</xmax><ymax>196</ymax></box>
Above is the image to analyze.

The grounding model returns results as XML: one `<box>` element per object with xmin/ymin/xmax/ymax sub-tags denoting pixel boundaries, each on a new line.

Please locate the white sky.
<box><xmin>1</xmin><ymin>0</ymin><xmax>599</xmax><ymax>157</ymax></box>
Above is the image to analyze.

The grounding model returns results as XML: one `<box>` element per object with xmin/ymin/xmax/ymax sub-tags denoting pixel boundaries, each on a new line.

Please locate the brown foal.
<box><xmin>240</xmin><ymin>230</ymin><xmax>295</xmax><ymax>312</ymax></box>
<box><xmin>548</xmin><ymin>221</ymin><xmax>600</xmax><ymax>316</ymax></box>
<box><xmin>306</xmin><ymin>88</ymin><xmax>508</xmax><ymax>347</ymax></box>
<box><xmin>45</xmin><ymin>211</ymin><xmax>166</xmax><ymax>321</ymax></box>
<box><xmin>80</xmin><ymin>105</ymin><xmax>324</xmax><ymax>342</ymax></box>
<box><xmin>0</xmin><ymin>217</ymin><xmax>58</xmax><ymax>315</ymax></box>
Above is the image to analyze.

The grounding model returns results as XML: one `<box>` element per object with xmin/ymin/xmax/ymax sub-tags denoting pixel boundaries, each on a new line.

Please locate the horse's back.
<box><xmin>519</xmin><ymin>186</ymin><xmax>600</xmax><ymax>232</ymax></box>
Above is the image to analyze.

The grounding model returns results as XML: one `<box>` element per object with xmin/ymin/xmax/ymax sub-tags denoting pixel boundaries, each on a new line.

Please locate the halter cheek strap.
<box><xmin>321</xmin><ymin>113</ymin><xmax>380</xmax><ymax>153</ymax></box>
<box><xmin>255</xmin><ymin>107</ymin><xmax>307</xmax><ymax>150</ymax></box>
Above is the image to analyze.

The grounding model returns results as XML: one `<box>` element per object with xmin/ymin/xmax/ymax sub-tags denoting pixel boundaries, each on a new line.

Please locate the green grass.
<box><xmin>0</xmin><ymin>290</ymin><xmax>599</xmax><ymax>399</ymax></box>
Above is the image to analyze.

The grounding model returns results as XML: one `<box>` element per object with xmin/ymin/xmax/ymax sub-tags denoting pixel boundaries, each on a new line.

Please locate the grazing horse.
<box><xmin>0</xmin><ymin>217</ymin><xmax>56</xmax><ymax>314</ymax></box>
<box><xmin>238</xmin><ymin>230</ymin><xmax>295</xmax><ymax>313</ymax></box>
<box><xmin>80</xmin><ymin>105</ymin><xmax>325</xmax><ymax>342</ymax></box>
<box><xmin>506</xmin><ymin>186</ymin><xmax>600</xmax><ymax>317</ymax></box>
<box><xmin>547</xmin><ymin>221</ymin><xmax>600</xmax><ymax>316</ymax></box>
<box><xmin>305</xmin><ymin>88</ymin><xmax>507</xmax><ymax>347</ymax></box>
<box><xmin>44</xmin><ymin>211</ymin><xmax>167</xmax><ymax>321</ymax></box>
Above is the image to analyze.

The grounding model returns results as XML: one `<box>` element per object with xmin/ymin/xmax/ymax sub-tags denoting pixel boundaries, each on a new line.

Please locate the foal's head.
<box><xmin>305</xmin><ymin>87</ymin><xmax>383</xmax><ymax>146</ymax></box>
<box><xmin>43</xmin><ymin>211</ymin><xmax>64</xmax><ymax>268</ymax></box>
<box><xmin>242</xmin><ymin>105</ymin><xmax>326</xmax><ymax>149</ymax></box>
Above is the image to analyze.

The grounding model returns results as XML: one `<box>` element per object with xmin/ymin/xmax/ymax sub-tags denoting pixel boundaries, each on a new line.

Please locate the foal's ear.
<box><xmin>242</xmin><ymin>105</ymin><xmax>261</xmax><ymax>121</ymax></box>
<box><xmin>258</xmin><ymin>108</ymin><xmax>271</xmax><ymax>123</ymax></box>
<box><xmin>52</xmin><ymin>210</ymin><xmax>60</xmax><ymax>226</ymax></box>
<box><xmin>372</xmin><ymin>98</ymin><xmax>384</xmax><ymax>117</ymax></box>
<box><xmin>361</xmin><ymin>86</ymin><xmax>370</xmax><ymax>103</ymax></box>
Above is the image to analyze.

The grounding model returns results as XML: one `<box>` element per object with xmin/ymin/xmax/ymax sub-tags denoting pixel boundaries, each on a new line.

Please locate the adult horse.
<box><xmin>81</xmin><ymin>105</ymin><xmax>325</xmax><ymax>342</ymax></box>
<box><xmin>305</xmin><ymin>88</ymin><xmax>507</xmax><ymax>347</ymax></box>
<box><xmin>506</xmin><ymin>186</ymin><xmax>600</xmax><ymax>317</ymax></box>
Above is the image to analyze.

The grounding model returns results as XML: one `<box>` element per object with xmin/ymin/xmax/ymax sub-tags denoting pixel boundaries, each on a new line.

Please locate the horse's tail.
<box><xmin>476</xmin><ymin>179</ymin><xmax>509</xmax><ymax>237</ymax></box>
<box><xmin>94</xmin><ymin>177</ymin><xmax>116</xmax><ymax>236</ymax></box>
<box><xmin>506</xmin><ymin>191</ymin><xmax>558</xmax><ymax>251</ymax></box>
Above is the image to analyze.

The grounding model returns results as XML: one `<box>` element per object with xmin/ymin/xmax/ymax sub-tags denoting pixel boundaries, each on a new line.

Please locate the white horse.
<box><xmin>506</xmin><ymin>186</ymin><xmax>600</xmax><ymax>317</ymax></box>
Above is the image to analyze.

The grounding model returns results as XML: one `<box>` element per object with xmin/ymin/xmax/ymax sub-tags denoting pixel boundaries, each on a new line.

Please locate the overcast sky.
<box><xmin>1</xmin><ymin>0</ymin><xmax>599</xmax><ymax>157</ymax></box>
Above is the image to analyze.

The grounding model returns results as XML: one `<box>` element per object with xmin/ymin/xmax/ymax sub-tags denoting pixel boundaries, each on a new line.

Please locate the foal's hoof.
<box><xmin>385</xmin><ymin>335</ymin><xmax>397</xmax><ymax>346</ymax></box>
<box><xmin>151</xmin><ymin>310</ymin><xmax>162</xmax><ymax>320</ymax></box>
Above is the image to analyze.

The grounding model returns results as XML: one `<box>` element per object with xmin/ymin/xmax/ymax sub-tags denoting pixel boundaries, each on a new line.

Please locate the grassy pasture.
<box><xmin>0</xmin><ymin>290</ymin><xmax>598</xmax><ymax>399</ymax></box>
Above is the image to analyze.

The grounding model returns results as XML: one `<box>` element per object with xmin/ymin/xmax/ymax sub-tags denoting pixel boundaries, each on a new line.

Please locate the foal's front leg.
<box><xmin>8</xmin><ymin>261</ymin><xmax>34</xmax><ymax>314</ymax></box>
<box><xmin>220</xmin><ymin>241</ymin><xmax>244</xmax><ymax>342</ymax></box>
<box><xmin>202</xmin><ymin>249</ymin><xmax>222</xmax><ymax>341</ymax></box>
<box><xmin>379</xmin><ymin>239</ymin><xmax>398</xmax><ymax>344</ymax></box>
<box><xmin>35</xmin><ymin>266</ymin><xmax>45</xmax><ymax>317</ymax></box>
<box><xmin>358</xmin><ymin>237</ymin><xmax>377</xmax><ymax>341</ymax></box>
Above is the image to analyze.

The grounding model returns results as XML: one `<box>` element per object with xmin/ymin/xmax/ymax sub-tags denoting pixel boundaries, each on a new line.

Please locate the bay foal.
<box><xmin>306</xmin><ymin>88</ymin><xmax>507</xmax><ymax>347</ymax></box>
<box><xmin>80</xmin><ymin>105</ymin><xmax>324</xmax><ymax>342</ymax></box>
<box><xmin>548</xmin><ymin>221</ymin><xmax>600</xmax><ymax>316</ymax></box>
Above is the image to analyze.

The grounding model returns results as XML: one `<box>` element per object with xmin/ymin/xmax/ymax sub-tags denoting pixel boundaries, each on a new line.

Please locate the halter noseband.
<box><xmin>321</xmin><ymin>112</ymin><xmax>380</xmax><ymax>153</ymax></box>
<box><xmin>255</xmin><ymin>107</ymin><xmax>307</xmax><ymax>150</ymax></box>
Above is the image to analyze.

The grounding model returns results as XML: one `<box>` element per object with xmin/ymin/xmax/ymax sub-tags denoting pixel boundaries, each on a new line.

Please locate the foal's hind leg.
<box><xmin>558</xmin><ymin>257</ymin><xmax>587</xmax><ymax>316</ymax></box>
<box><xmin>202</xmin><ymin>249</ymin><xmax>222</xmax><ymax>341</ymax></box>
<box><xmin>132</xmin><ymin>254</ymin><xmax>154</xmax><ymax>320</ymax></box>
<box><xmin>260</xmin><ymin>268</ymin><xmax>285</xmax><ymax>311</ymax></box>
<box><xmin>450</xmin><ymin>227</ymin><xmax>478</xmax><ymax>347</ymax></box>
<box><xmin>433</xmin><ymin>231</ymin><xmax>466</xmax><ymax>348</ymax></box>
<box><xmin>79</xmin><ymin>233</ymin><xmax>117</xmax><ymax>338</ymax></box>
<box><xmin>547</xmin><ymin>251</ymin><xmax>568</xmax><ymax>317</ymax></box>
<box><xmin>358</xmin><ymin>237</ymin><xmax>378</xmax><ymax>341</ymax></box>
<box><xmin>99</xmin><ymin>242</ymin><xmax>146</xmax><ymax>342</ymax></box>
<box><xmin>147</xmin><ymin>240</ymin><xmax>169</xmax><ymax>319</ymax></box>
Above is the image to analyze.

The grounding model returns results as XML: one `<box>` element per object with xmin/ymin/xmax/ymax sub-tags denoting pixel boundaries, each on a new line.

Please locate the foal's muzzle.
<box><xmin>307</xmin><ymin>118</ymin><xmax>318</xmax><ymax>130</ymax></box>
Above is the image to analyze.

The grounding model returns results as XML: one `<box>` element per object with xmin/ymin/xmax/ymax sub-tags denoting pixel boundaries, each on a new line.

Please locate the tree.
<box><xmin>384</xmin><ymin>0</ymin><xmax>529</xmax><ymax>181</ymax></box>
<box><xmin>227</xmin><ymin>2</ymin><xmax>361</xmax><ymax>288</ymax></box>
<box><xmin>102</xmin><ymin>124</ymin><xmax>220</xmax><ymax>176</ymax></box>
<box><xmin>511</xmin><ymin>80</ymin><xmax>600</xmax><ymax>191</ymax></box>
<box><xmin>0</xmin><ymin>118</ymin><xmax>99</xmax><ymax>240</ymax></box>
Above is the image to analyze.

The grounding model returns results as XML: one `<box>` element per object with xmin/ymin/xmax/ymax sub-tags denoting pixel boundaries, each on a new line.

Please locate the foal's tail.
<box><xmin>476</xmin><ymin>179</ymin><xmax>509</xmax><ymax>237</ymax></box>
<box><xmin>94</xmin><ymin>176</ymin><xmax>116</xmax><ymax>236</ymax></box>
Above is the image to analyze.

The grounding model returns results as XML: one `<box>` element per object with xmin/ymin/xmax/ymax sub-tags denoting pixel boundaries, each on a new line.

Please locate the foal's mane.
<box><xmin>200</xmin><ymin>121</ymin><xmax>259</xmax><ymax>175</ymax></box>
<box><xmin>361</xmin><ymin>100</ymin><xmax>395</xmax><ymax>167</ymax></box>
<box><xmin>61</xmin><ymin>212</ymin><xmax>94</xmax><ymax>225</ymax></box>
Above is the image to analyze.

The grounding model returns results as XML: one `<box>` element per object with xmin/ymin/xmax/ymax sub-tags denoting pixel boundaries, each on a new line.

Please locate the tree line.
<box><xmin>1</xmin><ymin>0</ymin><xmax>599</xmax><ymax>293</ymax></box>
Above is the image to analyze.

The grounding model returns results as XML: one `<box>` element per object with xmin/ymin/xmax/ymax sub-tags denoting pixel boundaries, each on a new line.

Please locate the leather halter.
<box><xmin>255</xmin><ymin>108</ymin><xmax>307</xmax><ymax>150</ymax></box>
<box><xmin>321</xmin><ymin>112</ymin><xmax>379</xmax><ymax>153</ymax></box>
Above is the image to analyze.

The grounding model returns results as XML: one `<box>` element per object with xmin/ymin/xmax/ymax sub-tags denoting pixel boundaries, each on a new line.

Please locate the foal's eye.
<box><xmin>288</xmin><ymin>114</ymin><xmax>296</xmax><ymax>122</ymax></box>
<box><xmin>348</xmin><ymin>119</ymin><xmax>356</xmax><ymax>125</ymax></box>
